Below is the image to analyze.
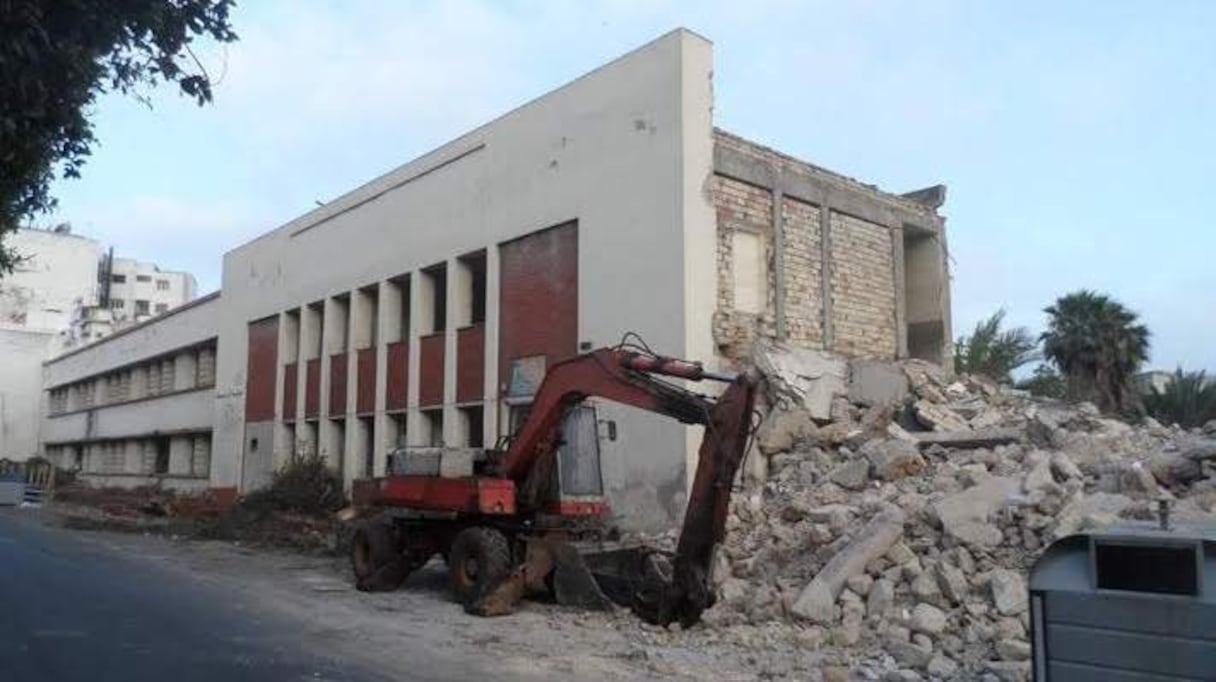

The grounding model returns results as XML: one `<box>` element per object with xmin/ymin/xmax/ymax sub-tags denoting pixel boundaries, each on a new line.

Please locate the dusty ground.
<box><xmin>36</xmin><ymin>505</ymin><xmax>822</xmax><ymax>681</ymax></box>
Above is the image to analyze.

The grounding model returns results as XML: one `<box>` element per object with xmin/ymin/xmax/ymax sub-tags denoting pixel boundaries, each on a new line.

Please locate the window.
<box><xmin>731</xmin><ymin>230</ymin><xmax>766</xmax><ymax>314</ymax></box>
<box><xmin>136</xmin><ymin>274</ymin><xmax>152</xmax><ymax>283</ymax></box>
<box><xmin>111</xmin><ymin>274</ymin><xmax>126</xmax><ymax>283</ymax></box>
<box><xmin>156</xmin><ymin>279</ymin><xmax>170</xmax><ymax>291</ymax></box>
<box><xmin>155</xmin><ymin>303</ymin><xmax>168</xmax><ymax>314</ymax></box>
<box><xmin>153</xmin><ymin>438</ymin><xmax>170</xmax><ymax>474</ymax></box>
<box><xmin>195</xmin><ymin>347</ymin><xmax>216</xmax><ymax>387</ymax></box>
<box><xmin>109</xmin><ymin>299</ymin><xmax>124</xmax><ymax>310</ymax></box>
<box><xmin>191</xmin><ymin>435</ymin><xmax>211</xmax><ymax>477</ymax></box>
<box><xmin>135</xmin><ymin>300</ymin><xmax>150</xmax><ymax>315</ymax></box>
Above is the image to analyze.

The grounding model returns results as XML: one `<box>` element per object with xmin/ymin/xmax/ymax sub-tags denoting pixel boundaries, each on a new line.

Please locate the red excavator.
<box><xmin>347</xmin><ymin>343</ymin><xmax>757</xmax><ymax>626</ymax></box>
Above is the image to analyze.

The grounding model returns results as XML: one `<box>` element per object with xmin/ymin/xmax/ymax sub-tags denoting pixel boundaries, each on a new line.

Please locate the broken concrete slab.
<box><xmin>754</xmin><ymin>343</ymin><xmax>846</xmax><ymax>421</ymax></box>
<box><xmin>931</xmin><ymin>476</ymin><xmax>1020</xmax><ymax>548</ymax></box>
<box><xmin>756</xmin><ymin>407</ymin><xmax>817</xmax><ymax>455</ymax></box>
<box><xmin>848</xmin><ymin>359</ymin><xmax>909</xmax><ymax>406</ymax></box>
<box><xmin>913</xmin><ymin>427</ymin><xmax>1022</xmax><ymax>449</ymax></box>
<box><xmin>829</xmin><ymin>459</ymin><xmax>871</xmax><ymax>491</ymax></box>
<box><xmin>862</xmin><ymin>439</ymin><xmax>926</xmax><ymax>481</ymax></box>
<box><xmin>791</xmin><ymin>504</ymin><xmax>905</xmax><ymax>623</ymax></box>
<box><xmin>913</xmin><ymin>400</ymin><xmax>971</xmax><ymax>432</ymax></box>
<box><xmin>990</xmin><ymin>569</ymin><xmax>1027</xmax><ymax>616</ymax></box>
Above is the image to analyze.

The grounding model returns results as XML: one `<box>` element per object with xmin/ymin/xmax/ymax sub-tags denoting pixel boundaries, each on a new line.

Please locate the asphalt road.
<box><xmin>0</xmin><ymin>509</ymin><xmax>387</xmax><ymax>682</ymax></box>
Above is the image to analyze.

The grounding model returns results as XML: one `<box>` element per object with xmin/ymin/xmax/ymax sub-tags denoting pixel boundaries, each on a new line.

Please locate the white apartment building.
<box><xmin>0</xmin><ymin>227</ymin><xmax>102</xmax><ymax>461</ymax></box>
<box><xmin>105</xmin><ymin>256</ymin><xmax>197</xmax><ymax>322</ymax></box>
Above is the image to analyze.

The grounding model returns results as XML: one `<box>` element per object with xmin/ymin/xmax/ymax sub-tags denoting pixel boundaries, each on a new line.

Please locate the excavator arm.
<box><xmin>498</xmin><ymin>347</ymin><xmax>758</xmax><ymax>625</ymax></box>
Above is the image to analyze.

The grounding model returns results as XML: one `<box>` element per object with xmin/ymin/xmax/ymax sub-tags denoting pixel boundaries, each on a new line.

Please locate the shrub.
<box><xmin>242</xmin><ymin>454</ymin><xmax>344</xmax><ymax>516</ymax></box>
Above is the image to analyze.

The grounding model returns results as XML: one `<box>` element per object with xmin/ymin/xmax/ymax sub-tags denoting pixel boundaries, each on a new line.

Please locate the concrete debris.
<box><xmin>791</xmin><ymin>504</ymin><xmax>905</xmax><ymax>623</ymax></box>
<box><xmin>753</xmin><ymin>343</ymin><xmax>846</xmax><ymax>421</ymax></box>
<box><xmin>701</xmin><ymin>346</ymin><xmax>1216</xmax><ymax>679</ymax></box>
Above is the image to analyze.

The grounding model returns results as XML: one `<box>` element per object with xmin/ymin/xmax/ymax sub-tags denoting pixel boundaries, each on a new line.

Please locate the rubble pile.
<box><xmin>706</xmin><ymin>344</ymin><xmax>1216</xmax><ymax>680</ymax></box>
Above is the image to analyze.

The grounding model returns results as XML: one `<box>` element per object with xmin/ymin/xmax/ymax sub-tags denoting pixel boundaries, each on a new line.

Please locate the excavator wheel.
<box><xmin>351</xmin><ymin>518</ymin><xmax>407</xmax><ymax>592</ymax></box>
<box><xmin>448</xmin><ymin>526</ymin><xmax>513</xmax><ymax>613</ymax></box>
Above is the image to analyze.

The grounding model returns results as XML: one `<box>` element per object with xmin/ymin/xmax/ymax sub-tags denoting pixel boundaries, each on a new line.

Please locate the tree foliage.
<box><xmin>1041</xmin><ymin>290</ymin><xmax>1150</xmax><ymax>415</ymax></box>
<box><xmin>1144</xmin><ymin>368</ymin><xmax>1216</xmax><ymax>429</ymax></box>
<box><xmin>0</xmin><ymin>0</ymin><xmax>238</xmax><ymax>274</ymax></box>
<box><xmin>1016</xmin><ymin>364</ymin><xmax>1068</xmax><ymax>399</ymax></box>
<box><xmin>954</xmin><ymin>309</ymin><xmax>1039</xmax><ymax>383</ymax></box>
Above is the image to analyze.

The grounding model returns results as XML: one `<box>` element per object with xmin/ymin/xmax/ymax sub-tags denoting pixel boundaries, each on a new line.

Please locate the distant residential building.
<box><xmin>1136</xmin><ymin>370</ymin><xmax>1176</xmax><ymax>395</ymax></box>
<box><xmin>104</xmin><ymin>256</ymin><xmax>197</xmax><ymax>324</ymax></box>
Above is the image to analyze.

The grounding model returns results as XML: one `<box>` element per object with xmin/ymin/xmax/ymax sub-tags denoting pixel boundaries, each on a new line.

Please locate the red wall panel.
<box><xmin>418</xmin><ymin>333</ymin><xmax>445</xmax><ymax>407</ymax></box>
<box><xmin>356</xmin><ymin>348</ymin><xmax>376</xmax><ymax>415</ymax></box>
<box><xmin>305</xmin><ymin>359</ymin><xmax>321</xmax><ymax>418</ymax></box>
<box><xmin>329</xmin><ymin>353</ymin><xmax>348</xmax><ymax>416</ymax></box>
<box><xmin>386</xmin><ymin>341</ymin><xmax>408</xmax><ymax>411</ymax></box>
<box><xmin>499</xmin><ymin>222</ymin><xmax>578</xmax><ymax>392</ymax></box>
<box><xmin>282</xmin><ymin>362</ymin><xmax>298</xmax><ymax>422</ymax></box>
<box><xmin>457</xmin><ymin>324</ymin><xmax>485</xmax><ymax>403</ymax></box>
<box><xmin>245</xmin><ymin>316</ymin><xmax>279</xmax><ymax>421</ymax></box>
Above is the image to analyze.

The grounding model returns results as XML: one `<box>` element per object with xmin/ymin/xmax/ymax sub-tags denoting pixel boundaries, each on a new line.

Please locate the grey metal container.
<box><xmin>1029</xmin><ymin>517</ymin><xmax>1216</xmax><ymax>681</ymax></box>
<box><xmin>0</xmin><ymin>480</ymin><xmax>23</xmax><ymax>505</ymax></box>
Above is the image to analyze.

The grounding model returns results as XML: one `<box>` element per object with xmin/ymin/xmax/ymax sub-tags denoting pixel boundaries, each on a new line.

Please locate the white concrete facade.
<box><xmin>41</xmin><ymin>293</ymin><xmax>219</xmax><ymax>490</ymax></box>
<box><xmin>213</xmin><ymin>30</ymin><xmax>715</xmax><ymax>529</ymax></box>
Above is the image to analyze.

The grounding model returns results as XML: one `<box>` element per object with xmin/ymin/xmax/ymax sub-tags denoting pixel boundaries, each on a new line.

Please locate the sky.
<box><xmin>39</xmin><ymin>0</ymin><xmax>1216</xmax><ymax>372</ymax></box>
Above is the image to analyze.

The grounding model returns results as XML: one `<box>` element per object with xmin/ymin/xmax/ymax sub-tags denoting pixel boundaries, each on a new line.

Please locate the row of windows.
<box><xmin>108</xmin><ymin>299</ymin><xmax>169</xmax><ymax>315</ymax></box>
<box><xmin>48</xmin><ymin>434</ymin><xmax>211</xmax><ymax>477</ymax></box>
<box><xmin>110</xmin><ymin>274</ymin><xmax>171</xmax><ymax>290</ymax></box>
<box><xmin>47</xmin><ymin>345</ymin><xmax>216</xmax><ymax>415</ymax></box>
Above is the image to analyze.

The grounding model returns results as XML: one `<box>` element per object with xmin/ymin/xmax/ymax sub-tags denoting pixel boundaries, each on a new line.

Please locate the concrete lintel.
<box><xmin>714</xmin><ymin>144</ymin><xmax>938</xmax><ymax>234</ymax></box>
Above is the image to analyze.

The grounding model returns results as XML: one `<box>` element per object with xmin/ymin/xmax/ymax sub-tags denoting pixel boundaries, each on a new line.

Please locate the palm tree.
<box><xmin>1041</xmin><ymin>290</ymin><xmax>1150</xmax><ymax>415</ymax></box>
<box><xmin>954</xmin><ymin>309</ymin><xmax>1039</xmax><ymax>383</ymax></box>
<box><xmin>1144</xmin><ymin>368</ymin><xmax>1216</xmax><ymax>428</ymax></box>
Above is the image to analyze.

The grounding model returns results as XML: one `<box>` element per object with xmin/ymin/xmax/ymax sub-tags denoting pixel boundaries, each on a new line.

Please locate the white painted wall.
<box><xmin>0</xmin><ymin>228</ymin><xmax>101</xmax><ymax>332</ymax></box>
<box><xmin>0</xmin><ymin>329</ymin><xmax>57</xmax><ymax>460</ymax></box>
<box><xmin>213</xmin><ymin>30</ymin><xmax>715</xmax><ymax>530</ymax></box>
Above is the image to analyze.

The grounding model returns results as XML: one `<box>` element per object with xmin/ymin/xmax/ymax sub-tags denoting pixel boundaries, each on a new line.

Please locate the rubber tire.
<box><xmin>351</xmin><ymin>519</ymin><xmax>403</xmax><ymax>591</ymax></box>
<box><xmin>447</xmin><ymin>526</ymin><xmax>512</xmax><ymax>607</ymax></box>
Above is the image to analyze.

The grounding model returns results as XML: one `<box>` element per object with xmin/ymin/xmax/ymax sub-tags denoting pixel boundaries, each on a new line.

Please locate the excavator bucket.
<box><xmin>548</xmin><ymin>542</ymin><xmax>614</xmax><ymax>611</ymax></box>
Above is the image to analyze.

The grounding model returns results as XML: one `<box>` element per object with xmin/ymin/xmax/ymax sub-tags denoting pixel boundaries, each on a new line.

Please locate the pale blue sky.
<box><xmin>40</xmin><ymin>1</ymin><xmax>1216</xmax><ymax>371</ymax></box>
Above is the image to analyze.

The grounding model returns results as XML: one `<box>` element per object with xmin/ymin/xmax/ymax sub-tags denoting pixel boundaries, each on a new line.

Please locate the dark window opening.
<box><xmin>460</xmin><ymin>251</ymin><xmax>487</xmax><ymax>326</ymax></box>
<box><xmin>424</xmin><ymin>264</ymin><xmax>447</xmax><ymax>333</ymax></box>
<box><xmin>461</xmin><ymin>406</ymin><xmax>484</xmax><ymax>448</ymax></box>
<box><xmin>111</xmin><ymin>274</ymin><xmax>126</xmax><ymax>283</ymax></box>
<box><xmin>154</xmin><ymin>438</ymin><xmax>170</xmax><ymax>474</ymax></box>
<box><xmin>135</xmin><ymin>300</ymin><xmax>150</xmax><ymax>315</ymax></box>
<box><xmin>423</xmin><ymin>409</ymin><xmax>444</xmax><ymax>447</ymax></box>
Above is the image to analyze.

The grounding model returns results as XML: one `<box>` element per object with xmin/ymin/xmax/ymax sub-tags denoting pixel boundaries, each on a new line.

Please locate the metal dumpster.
<box><xmin>1029</xmin><ymin>510</ymin><xmax>1216</xmax><ymax>681</ymax></box>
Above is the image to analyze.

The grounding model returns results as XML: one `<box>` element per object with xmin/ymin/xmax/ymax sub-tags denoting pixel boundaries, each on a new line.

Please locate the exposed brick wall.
<box><xmin>829</xmin><ymin>212</ymin><xmax>897</xmax><ymax>358</ymax></box>
<box><xmin>781</xmin><ymin>196</ymin><xmax>823</xmax><ymax>347</ymax></box>
<box><xmin>710</xmin><ymin>175</ymin><xmax>775</xmax><ymax>358</ymax></box>
<box><xmin>711</xmin><ymin>130</ymin><xmax>908</xmax><ymax>362</ymax></box>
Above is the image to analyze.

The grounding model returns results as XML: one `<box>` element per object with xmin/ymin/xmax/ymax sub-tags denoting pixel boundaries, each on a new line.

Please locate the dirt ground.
<box><xmin>43</xmin><ymin>507</ymin><xmax>824</xmax><ymax>681</ymax></box>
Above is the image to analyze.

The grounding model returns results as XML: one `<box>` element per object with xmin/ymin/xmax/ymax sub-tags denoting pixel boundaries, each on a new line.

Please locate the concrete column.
<box><xmin>890</xmin><ymin>225</ymin><xmax>908</xmax><ymax>359</ymax></box>
<box><xmin>482</xmin><ymin>247</ymin><xmax>500</xmax><ymax>446</ymax></box>
<box><xmin>406</xmin><ymin>271</ymin><xmax>426</xmax><ymax>446</ymax></box>
<box><xmin>295</xmin><ymin>305</ymin><xmax>317</xmax><ymax>459</ymax></box>
<box><xmin>374</xmin><ymin>280</ymin><xmax>393</xmax><ymax>475</ymax></box>
<box><xmin>443</xmin><ymin>256</ymin><xmax>462</xmax><ymax>445</ymax></box>
<box><xmin>819</xmin><ymin>203</ymin><xmax>835</xmax><ymax>351</ymax></box>
<box><xmin>273</xmin><ymin>311</ymin><xmax>292</xmax><ymax>470</ymax></box>
<box><xmin>344</xmin><ymin>292</ymin><xmax>363</xmax><ymax>486</ymax></box>
<box><xmin>318</xmin><ymin>298</ymin><xmax>336</xmax><ymax>469</ymax></box>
